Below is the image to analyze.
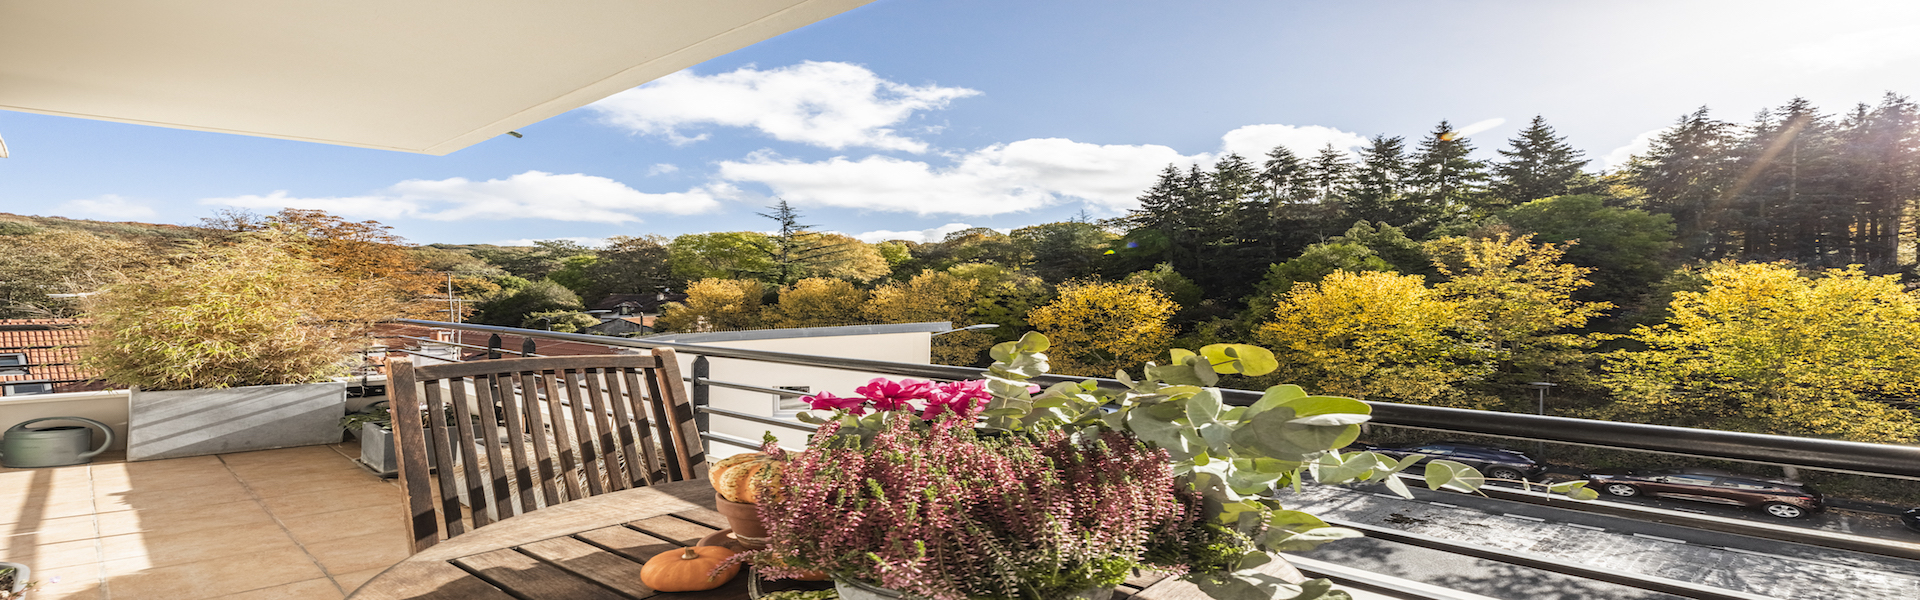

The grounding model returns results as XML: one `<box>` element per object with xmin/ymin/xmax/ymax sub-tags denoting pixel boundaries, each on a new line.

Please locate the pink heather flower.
<box><xmin>854</xmin><ymin>378</ymin><xmax>936</xmax><ymax>411</ymax></box>
<box><xmin>922</xmin><ymin>380</ymin><xmax>991</xmax><ymax>419</ymax></box>
<box><xmin>801</xmin><ymin>391</ymin><xmax>868</xmax><ymax>414</ymax></box>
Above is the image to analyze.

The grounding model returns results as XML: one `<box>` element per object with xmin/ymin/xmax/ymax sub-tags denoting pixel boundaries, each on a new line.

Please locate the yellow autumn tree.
<box><xmin>1424</xmin><ymin>233</ymin><xmax>1612</xmax><ymax>388</ymax></box>
<box><xmin>774</xmin><ymin>278</ymin><xmax>870</xmax><ymax>329</ymax></box>
<box><xmin>1603</xmin><ymin>262</ymin><xmax>1920</xmax><ymax>442</ymax></box>
<box><xmin>657</xmin><ymin>278</ymin><xmax>766</xmax><ymax>333</ymax></box>
<box><xmin>1026</xmin><ymin>279</ymin><xmax>1176</xmax><ymax>377</ymax></box>
<box><xmin>1257</xmin><ymin>270</ymin><xmax>1489</xmax><ymax>406</ymax></box>
<box><xmin>865</xmin><ymin>270</ymin><xmax>984</xmax><ymax>365</ymax></box>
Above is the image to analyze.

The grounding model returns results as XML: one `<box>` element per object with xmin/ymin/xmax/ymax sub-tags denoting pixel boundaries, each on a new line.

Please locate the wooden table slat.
<box><xmin>628</xmin><ymin>514</ymin><xmax>721</xmax><ymax>545</ymax></box>
<box><xmin>671</xmin><ymin>506</ymin><xmax>731</xmax><ymax>530</ymax></box>
<box><xmin>453</xmin><ymin>547</ymin><xmax>631</xmax><ymax>600</ymax></box>
<box><xmin>519</xmin><ymin>537</ymin><xmax>659</xmax><ymax>599</ymax></box>
<box><xmin>575</xmin><ymin>525</ymin><xmax>683</xmax><ymax>564</ymax></box>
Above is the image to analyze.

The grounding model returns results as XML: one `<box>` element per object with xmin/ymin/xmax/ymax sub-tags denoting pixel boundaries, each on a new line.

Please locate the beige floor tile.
<box><xmin>278</xmin><ymin>506</ymin><xmax>406</xmax><ymax>545</ymax></box>
<box><xmin>112</xmin><ymin>455</ymin><xmax>227</xmax><ymax>477</ymax></box>
<box><xmin>207</xmin><ymin>577</ymin><xmax>345</xmax><ymax>600</ymax></box>
<box><xmin>301</xmin><ymin>529</ymin><xmax>413</xmax><ymax>576</ymax></box>
<box><xmin>1</xmin><ymin>513</ymin><xmax>100</xmax><ymax>546</ymax></box>
<box><xmin>331</xmin><ymin>565</ymin><xmax>390</xmax><ymax>594</ymax></box>
<box><xmin>99</xmin><ymin>521</ymin><xmax>300</xmax><ymax>567</ymax></box>
<box><xmin>0</xmin><ymin>536</ymin><xmax>100</xmax><ymax>569</ymax></box>
<box><xmin>93</xmin><ymin>499</ymin><xmax>275</xmax><ymax>538</ymax></box>
<box><xmin>219</xmin><ymin>446</ymin><xmax>345</xmax><ymax>468</ymax></box>
<box><xmin>104</xmin><ymin>545</ymin><xmax>326</xmax><ymax>599</ymax></box>
<box><xmin>93</xmin><ymin>479</ymin><xmax>252</xmax><ymax>514</ymax></box>
<box><xmin>90</xmin><ymin>468</ymin><xmax>240</xmax><ymax>496</ymax></box>
<box><xmin>22</xmin><ymin>563</ymin><xmax>106</xmax><ymax>600</ymax></box>
<box><xmin>0</xmin><ymin>496</ymin><xmax>100</xmax><ymax>525</ymax></box>
<box><xmin>261</xmin><ymin>485</ymin><xmax>402</xmax><ymax>519</ymax></box>
<box><xmin>240</xmin><ymin>469</ymin><xmax>388</xmax><ymax>499</ymax></box>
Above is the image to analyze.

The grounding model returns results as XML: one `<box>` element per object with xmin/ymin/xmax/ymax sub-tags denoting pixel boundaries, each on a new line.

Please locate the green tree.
<box><xmin>1346</xmin><ymin>135</ymin><xmax>1419</xmax><ymax>225</ymax></box>
<box><xmin>1602</xmin><ymin>263</ymin><xmax>1920</xmax><ymax>442</ymax></box>
<box><xmin>1410</xmin><ymin>120</ymin><xmax>1490</xmax><ymax>224</ymax></box>
<box><xmin>866</xmin><ymin>270</ymin><xmax>986</xmax><ymax>365</ymax></box>
<box><xmin>523</xmin><ymin>310</ymin><xmax>599</xmax><ymax>333</ymax></box>
<box><xmin>1256</xmin><ymin>270</ymin><xmax>1485</xmax><ymax>406</ymax></box>
<box><xmin>475</xmin><ymin>279</ymin><xmax>583</xmax><ymax>327</ymax></box>
<box><xmin>1425</xmin><ymin>234</ymin><xmax>1612</xmax><ymax>393</ymax></box>
<box><xmin>580</xmin><ymin>235</ymin><xmax>676</xmax><ymax>299</ymax></box>
<box><xmin>1011</xmin><ymin>219</ymin><xmax>1116</xmax><ymax>283</ymax></box>
<box><xmin>1304</xmin><ymin>144</ymin><xmax>1355</xmax><ymax>204</ymax></box>
<box><xmin>657</xmin><ymin>278</ymin><xmax>767</xmax><ymax>332</ymax></box>
<box><xmin>1027</xmin><ymin>279</ymin><xmax>1177</xmax><ymax>377</ymax></box>
<box><xmin>1624</xmin><ymin>107</ymin><xmax>1735</xmax><ymax>260</ymax></box>
<box><xmin>668</xmin><ymin>232</ymin><xmax>776</xmax><ymax>281</ymax></box>
<box><xmin>1488</xmin><ymin>116</ymin><xmax>1596</xmax><ymax>206</ymax></box>
<box><xmin>1500</xmin><ymin>194</ymin><xmax>1676</xmax><ymax>307</ymax></box>
<box><xmin>0</xmin><ymin>229</ymin><xmax>149</xmax><ymax>318</ymax></box>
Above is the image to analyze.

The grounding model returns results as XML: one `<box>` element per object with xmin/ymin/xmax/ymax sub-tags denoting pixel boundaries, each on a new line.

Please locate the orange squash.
<box><xmin>640</xmin><ymin>546</ymin><xmax>741</xmax><ymax>592</ymax></box>
<box><xmin>710</xmin><ymin>453</ymin><xmax>783</xmax><ymax>503</ymax></box>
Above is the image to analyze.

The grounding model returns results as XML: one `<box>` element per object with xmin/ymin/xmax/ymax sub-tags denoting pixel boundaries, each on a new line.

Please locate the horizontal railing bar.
<box><xmin>394</xmin><ymin>320</ymin><xmax>1920</xmax><ymax>481</ymax></box>
<box><xmin>1386</xmin><ymin>473</ymin><xmax>1920</xmax><ymax>561</ymax></box>
<box><xmin>690</xmin><ymin>377</ymin><xmax>812</xmax><ymax>398</ymax></box>
<box><xmin>702</xmin><ymin>430</ymin><xmax>799</xmax><ymax>453</ymax></box>
<box><xmin>1282</xmin><ymin>554</ymin><xmax>1502</xmax><ymax>600</ymax></box>
<box><xmin>1328</xmin><ymin>519</ymin><xmax>1777</xmax><ymax>600</ymax></box>
<box><xmin>698</xmin><ymin>406</ymin><xmax>816</xmax><ymax>433</ymax></box>
<box><xmin>389</xmin><ymin>334</ymin><xmax>544</xmax><ymax>357</ymax></box>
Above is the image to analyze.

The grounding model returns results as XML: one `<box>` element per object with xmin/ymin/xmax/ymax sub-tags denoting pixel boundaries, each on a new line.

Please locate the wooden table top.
<box><xmin>347</xmin><ymin>479</ymin><xmax>1299</xmax><ymax>600</ymax></box>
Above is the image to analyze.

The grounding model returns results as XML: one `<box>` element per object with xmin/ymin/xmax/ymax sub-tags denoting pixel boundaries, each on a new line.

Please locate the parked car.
<box><xmin>1901</xmin><ymin>508</ymin><xmax>1920</xmax><ymax>533</ymax></box>
<box><xmin>1352</xmin><ymin>441</ymin><xmax>1547</xmax><ymax>482</ymax></box>
<box><xmin>1583</xmin><ymin>467</ymin><xmax>1823</xmax><ymax>519</ymax></box>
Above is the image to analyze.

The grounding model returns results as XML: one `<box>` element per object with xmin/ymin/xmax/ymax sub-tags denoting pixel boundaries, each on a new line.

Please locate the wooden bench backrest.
<box><xmin>387</xmin><ymin>349</ymin><xmax>707</xmax><ymax>553</ymax></box>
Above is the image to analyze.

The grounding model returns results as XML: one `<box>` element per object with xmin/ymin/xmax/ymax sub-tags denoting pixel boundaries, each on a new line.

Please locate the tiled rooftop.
<box><xmin>0</xmin><ymin>443</ymin><xmax>408</xmax><ymax>599</ymax></box>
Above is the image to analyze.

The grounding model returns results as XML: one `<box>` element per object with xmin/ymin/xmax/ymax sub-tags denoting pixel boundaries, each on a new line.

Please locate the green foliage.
<box><xmin>474</xmin><ymin>280</ymin><xmax>582</xmax><ymax>327</ymax></box>
<box><xmin>774</xmin><ymin>278</ymin><xmax>869</xmax><ymax>328</ymax></box>
<box><xmin>1123</xmin><ymin>263</ymin><xmax>1205</xmax><ymax>308</ymax></box>
<box><xmin>1252</xmin><ymin>243</ymin><xmax>1391</xmax><ymax>300</ymax></box>
<box><xmin>1012</xmin><ymin>219</ymin><xmax>1117</xmax><ymax>282</ymax></box>
<box><xmin>544</xmin><ymin>254</ymin><xmax>599</xmax><ymax>299</ymax></box>
<box><xmin>0</xmin><ymin>229</ymin><xmax>151</xmax><ymax>318</ymax></box>
<box><xmin>866</xmin><ymin>270</ymin><xmax>988</xmax><ymax>365</ymax></box>
<box><xmin>668</xmin><ymin>231</ymin><xmax>776</xmax><ymax>281</ymax></box>
<box><xmin>522</xmin><ymin>310</ymin><xmax>598</xmax><ymax>333</ymax></box>
<box><xmin>1256</xmin><ymin>271</ymin><xmax>1486</xmax><ymax>406</ymax></box>
<box><xmin>1425</xmin><ymin>233</ymin><xmax>1612</xmax><ymax>391</ymax></box>
<box><xmin>1027</xmin><ymin>279</ymin><xmax>1177</xmax><ymax>376</ymax></box>
<box><xmin>1602</xmin><ymin>262</ymin><xmax>1920</xmax><ymax>441</ymax></box>
<box><xmin>1488</xmin><ymin>116</ymin><xmax>1597</xmax><ymax>206</ymax></box>
<box><xmin>1501</xmin><ymin>195</ymin><xmax>1676</xmax><ymax>307</ymax></box>
<box><xmin>81</xmin><ymin>233</ymin><xmax>399</xmax><ymax>390</ymax></box>
<box><xmin>658</xmin><ymin>278</ymin><xmax>766</xmax><ymax>332</ymax></box>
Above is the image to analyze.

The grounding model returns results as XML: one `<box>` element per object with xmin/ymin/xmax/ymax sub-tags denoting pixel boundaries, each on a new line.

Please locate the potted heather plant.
<box><xmin>742</xmin><ymin>333</ymin><xmax>1596</xmax><ymax>600</ymax></box>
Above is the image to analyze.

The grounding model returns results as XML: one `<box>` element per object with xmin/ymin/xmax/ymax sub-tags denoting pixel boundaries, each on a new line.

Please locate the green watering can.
<box><xmin>1</xmin><ymin>417</ymin><xmax>113</xmax><ymax>468</ymax></box>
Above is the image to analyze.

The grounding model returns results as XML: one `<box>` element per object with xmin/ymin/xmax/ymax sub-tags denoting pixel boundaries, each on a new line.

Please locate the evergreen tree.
<box><xmin>1347</xmin><ymin>135</ymin><xmax>1419</xmax><ymax>225</ymax></box>
<box><xmin>1304</xmin><ymin>144</ymin><xmax>1355</xmax><ymax>204</ymax></box>
<box><xmin>1833</xmin><ymin>94</ymin><xmax>1920</xmax><ymax>270</ymax></box>
<box><xmin>1727</xmin><ymin>98</ymin><xmax>1839</xmax><ymax>263</ymax></box>
<box><xmin>1259</xmin><ymin>145</ymin><xmax>1313</xmax><ymax>204</ymax></box>
<box><xmin>1489</xmin><ymin>116</ymin><xmax>1594</xmax><ymax>206</ymax></box>
<box><xmin>1625</xmin><ymin>107</ymin><xmax>1736</xmax><ymax>261</ymax></box>
<box><xmin>758</xmin><ymin>200</ymin><xmax>851</xmax><ymax>285</ymax></box>
<box><xmin>1410</xmin><ymin>120</ymin><xmax>1490</xmax><ymax>224</ymax></box>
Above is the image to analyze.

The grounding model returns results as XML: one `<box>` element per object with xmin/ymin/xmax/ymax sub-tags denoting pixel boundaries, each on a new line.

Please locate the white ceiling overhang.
<box><xmin>0</xmin><ymin>0</ymin><xmax>873</xmax><ymax>155</ymax></box>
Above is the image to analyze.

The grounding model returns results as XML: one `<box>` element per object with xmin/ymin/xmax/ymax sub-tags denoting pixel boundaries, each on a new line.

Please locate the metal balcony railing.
<box><xmin>394</xmin><ymin>320</ymin><xmax>1920</xmax><ymax>600</ymax></box>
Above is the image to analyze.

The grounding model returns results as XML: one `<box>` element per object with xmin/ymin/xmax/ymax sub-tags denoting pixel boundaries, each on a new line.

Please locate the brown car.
<box><xmin>1584</xmin><ymin>467</ymin><xmax>1823</xmax><ymax>519</ymax></box>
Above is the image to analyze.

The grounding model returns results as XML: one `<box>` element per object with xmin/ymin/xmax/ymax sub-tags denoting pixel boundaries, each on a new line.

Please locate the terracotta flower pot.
<box><xmin>714</xmin><ymin>492</ymin><xmax>769</xmax><ymax>548</ymax></box>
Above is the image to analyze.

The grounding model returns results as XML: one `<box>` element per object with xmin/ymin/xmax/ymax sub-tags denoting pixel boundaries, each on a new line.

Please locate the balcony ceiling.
<box><xmin>0</xmin><ymin>0</ymin><xmax>872</xmax><ymax>155</ymax></box>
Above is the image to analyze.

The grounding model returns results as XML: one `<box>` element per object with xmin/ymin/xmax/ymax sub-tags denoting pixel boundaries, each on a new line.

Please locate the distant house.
<box><xmin>585</xmin><ymin>316</ymin><xmax>655</xmax><ymax>336</ymax></box>
<box><xmin>0</xmin><ymin>319</ymin><xmax>114</xmax><ymax>396</ymax></box>
<box><xmin>587</xmin><ymin>292</ymin><xmax>686</xmax><ymax>317</ymax></box>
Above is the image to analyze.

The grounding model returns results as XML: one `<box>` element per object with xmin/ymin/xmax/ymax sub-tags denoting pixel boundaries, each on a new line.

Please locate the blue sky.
<box><xmin>3</xmin><ymin>0</ymin><xmax>1918</xmax><ymax>246</ymax></box>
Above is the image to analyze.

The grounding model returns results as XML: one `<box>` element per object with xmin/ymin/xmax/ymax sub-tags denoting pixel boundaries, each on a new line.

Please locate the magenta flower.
<box><xmin>922</xmin><ymin>380</ymin><xmax>991</xmax><ymax>419</ymax></box>
<box><xmin>801</xmin><ymin>391</ymin><xmax>868</xmax><ymax>414</ymax></box>
<box><xmin>854</xmin><ymin>378</ymin><xmax>935</xmax><ymax>411</ymax></box>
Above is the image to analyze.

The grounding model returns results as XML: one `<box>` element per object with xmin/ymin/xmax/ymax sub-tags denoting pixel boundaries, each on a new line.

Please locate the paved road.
<box><xmin>1281</xmin><ymin>482</ymin><xmax>1920</xmax><ymax>600</ymax></box>
<box><xmin>1522</xmin><ymin>466</ymin><xmax>1918</xmax><ymax>541</ymax></box>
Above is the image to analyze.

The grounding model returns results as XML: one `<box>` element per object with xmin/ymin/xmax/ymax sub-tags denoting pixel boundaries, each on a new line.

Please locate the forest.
<box><xmin>4</xmin><ymin>94</ymin><xmax>1918</xmax><ymax>444</ymax></box>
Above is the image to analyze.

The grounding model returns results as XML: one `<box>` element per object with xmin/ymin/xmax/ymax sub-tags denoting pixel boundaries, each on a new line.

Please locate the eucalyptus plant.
<box><xmin>808</xmin><ymin>332</ymin><xmax>1595</xmax><ymax>600</ymax></box>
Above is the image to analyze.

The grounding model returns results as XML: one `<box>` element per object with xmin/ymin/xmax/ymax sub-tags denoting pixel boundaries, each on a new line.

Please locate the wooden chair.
<box><xmin>387</xmin><ymin>350</ymin><xmax>708</xmax><ymax>553</ymax></box>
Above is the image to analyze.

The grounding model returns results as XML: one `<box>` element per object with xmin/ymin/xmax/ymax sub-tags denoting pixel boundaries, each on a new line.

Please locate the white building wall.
<box><xmin>0</xmin><ymin>390</ymin><xmax>131</xmax><ymax>451</ymax></box>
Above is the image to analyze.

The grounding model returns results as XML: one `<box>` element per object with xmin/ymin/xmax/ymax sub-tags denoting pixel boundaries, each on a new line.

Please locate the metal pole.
<box><xmin>447</xmin><ymin>272</ymin><xmax>457</xmax><ymax>325</ymax></box>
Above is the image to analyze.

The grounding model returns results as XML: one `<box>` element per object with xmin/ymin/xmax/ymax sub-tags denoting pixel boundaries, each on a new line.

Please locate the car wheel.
<box><xmin>1487</xmin><ymin>467</ymin><xmax>1526</xmax><ymax>481</ymax></box>
<box><xmin>1604</xmin><ymin>483</ymin><xmax>1640</xmax><ymax>497</ymax></box>
<box><xmin>1763</xmin><ymin>502</ymin><xmax>1807</xmax><ymax>519</ymax></box>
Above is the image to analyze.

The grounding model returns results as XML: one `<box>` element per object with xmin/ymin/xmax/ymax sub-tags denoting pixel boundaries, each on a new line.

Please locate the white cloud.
<box><xmin>1455</xmin><ymin>118</ymin><xmax>1507</xmax><ymax>138</ymax></box>
<box><xmin>717</xmin><ymin>138</ymin><xmax>1200</xmax><ymax>216</ymax></box>
<box><xmin>203</xmin><ymin>171</ymin><xmax>728</xmax><ymax>225</ymax></box>
<box><xmin>849</xmin><ymin>223</ymin><xmax>977</xmax><ymax>244</ymax></box>
<box><xmin>1219</xmin><ymin>124</ymin><xmax>1368</xmax><ymax>158</ymax></box>
<box><xmin>58</xmin><ymin>194</ymin><xmax>158</xmax><ymax>220</ymax></box>
<box><xmin>1602</xmin><ymin>126</ymin><xmax>1670</xmax><ymax>169</ymax></box>
<box><xmin>646</xmin><ymin>163</ymin><xmax>680</xmax><ymax>176</ymax></box>
<box><xmin>589</xmin><ymin>61</ymin><xmax>980</xmax><ymax>153</ymax></box>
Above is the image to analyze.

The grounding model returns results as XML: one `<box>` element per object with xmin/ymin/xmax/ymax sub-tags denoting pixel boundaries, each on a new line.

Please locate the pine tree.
<box><xmin>1347</xmin><ymin>135</ymin><xmax>1418</xmax><ymax>225</ymax></box>
<box><xmin>1489</xmin><ymin>116</ymin><xmax>1594</xmax><ymax>206</ymax></box>
<box><xmin>1834</xmin><ymin>94</ymin><xmax>1920</xmax><ymax>270</ymax></box>
<box><xmin>1259</xmin><ymin>145</ymin><xmax>1313</xmax><ymax>204</ymax></box>
<box><xmin>1625</xmin><ymin>108</ymin><xmax>1735</xmax><ymax>260</ymax></box>
<box><xmin>1727</xmin><ymin>98</ymin><xmax>1839</xmax><ymax>263</ymax></box>
<box><xmin>1410</xmin><ymin>120</ymin><xmax>1491</xmax><ymax>223</ymax></box>
<box><xmin>1305</xmin><ymin>144</ymin><xmax>1354</xmax><ymax>204</ymax></box>
<box><xmin>757</xmin><ymin>200</ymin><xmax>850</xmax><ymax>285</ymax></box>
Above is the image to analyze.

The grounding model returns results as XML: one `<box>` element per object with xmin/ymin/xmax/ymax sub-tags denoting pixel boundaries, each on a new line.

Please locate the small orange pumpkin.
<box><xmin>640</xmin><ymin>546</ymin><xmax>741</xmax><ymax>592</ymax></box>
<box><xmin>710</xmin><ymin>453</ymin><xmax>783</xmax><ymax>503</ymax></box>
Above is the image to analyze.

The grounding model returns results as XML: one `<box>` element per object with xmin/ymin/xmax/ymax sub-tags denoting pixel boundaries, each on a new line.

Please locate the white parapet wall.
<box><xmin>0</xmin><ymin>389</ymin><xmax>131</xmax><ymax>451</ymax></box>
<box><xmin>643</xmin><ymin>323</ymin><xmax>947</xmax><ymax>457</ymax></box>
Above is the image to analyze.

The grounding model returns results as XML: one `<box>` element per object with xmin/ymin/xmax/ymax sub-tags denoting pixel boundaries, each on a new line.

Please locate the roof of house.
<box><xmin>0</xmin><ymin>318</ymin><xmax>115</xmax><ymax>393</ymax></box>
<box><xmin>587</xmin><ymin>293</ymin><xmax>686</xmax><ymax>313</ymax></box>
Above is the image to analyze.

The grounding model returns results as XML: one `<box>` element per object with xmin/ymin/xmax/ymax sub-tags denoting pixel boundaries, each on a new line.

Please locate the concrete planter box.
<box><xmin>128</xmin><ymin>382</ymin><xmax>347</xmax><ymax>461</ymax></box>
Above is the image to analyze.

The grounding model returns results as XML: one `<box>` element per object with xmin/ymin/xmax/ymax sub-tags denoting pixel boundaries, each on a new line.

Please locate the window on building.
<box><xmin>0</xmin><ymin>353</ymin><xmax>24</xmax><ymax>367</ymax></box>
<box><xmin>774</xmin><ymin>385</ymin><xmax>811</xmax><ymax>414</ymax></box>
<box><xmin>3</xmin><ymin>382</ymin><xmax>51</xmax><ymax>395</ymax></box>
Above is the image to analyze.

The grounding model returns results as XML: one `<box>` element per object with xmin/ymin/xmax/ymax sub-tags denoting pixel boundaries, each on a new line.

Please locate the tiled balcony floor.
<box><xmin>0</xmin><ymin>443</ymin><xmax>408</xmax><ymax>599</ymax></box>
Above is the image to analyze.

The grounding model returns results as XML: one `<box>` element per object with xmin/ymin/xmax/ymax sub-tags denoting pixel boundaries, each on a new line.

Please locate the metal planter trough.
<box><xmin>128</xmin><ymin>382</ymin><xmax>347</xmax><ymax>461</ymax></box>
